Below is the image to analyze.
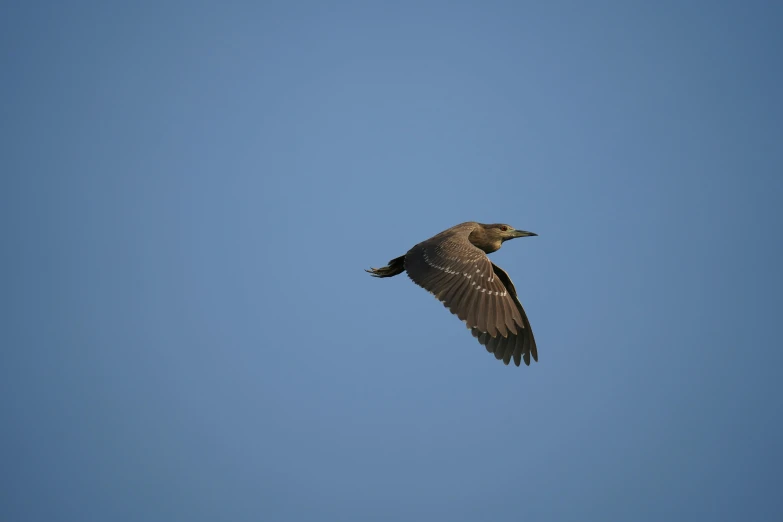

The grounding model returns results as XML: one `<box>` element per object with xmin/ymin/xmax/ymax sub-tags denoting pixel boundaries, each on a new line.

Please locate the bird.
<box><xmin>366</xmin><ymin>222</ymin><xmax>538</xmax><ymax>367</ymax></box>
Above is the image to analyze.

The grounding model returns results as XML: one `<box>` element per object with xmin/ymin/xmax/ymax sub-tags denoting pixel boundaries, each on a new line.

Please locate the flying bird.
<box><xmin>367</xmin><ymin>222</ymin><xmax>538</xmax><ymax>367</ymax></box>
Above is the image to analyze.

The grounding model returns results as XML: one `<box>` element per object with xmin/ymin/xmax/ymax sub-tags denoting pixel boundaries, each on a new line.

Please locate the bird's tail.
<box><xmin>366</xmin><ymin>255</ymin><xmax>406</xmax><ymax>278</ymax></box>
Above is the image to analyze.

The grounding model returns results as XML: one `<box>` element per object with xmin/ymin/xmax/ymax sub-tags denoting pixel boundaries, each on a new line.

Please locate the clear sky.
<box><xmin>2</xmin><ymin>1</ymin><xmax>782</xmax><ymax>521</ymax></box>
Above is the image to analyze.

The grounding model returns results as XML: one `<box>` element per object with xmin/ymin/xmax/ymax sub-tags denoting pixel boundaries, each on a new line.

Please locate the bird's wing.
<box><xmin>482</xmin><ymin>262</ymin><xmax>538</xmax><ymax>366</ymax></box>
<box><xmin>403</xmin><ymin>227</ymin><xmax>536</xmax><ymax>366</ymax></box>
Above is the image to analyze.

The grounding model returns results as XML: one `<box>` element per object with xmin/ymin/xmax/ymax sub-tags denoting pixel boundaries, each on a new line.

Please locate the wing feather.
<box><xmin>485</xmin><ymin>290</ymin><xmax>498</xmax><ymax>337</ymax></box>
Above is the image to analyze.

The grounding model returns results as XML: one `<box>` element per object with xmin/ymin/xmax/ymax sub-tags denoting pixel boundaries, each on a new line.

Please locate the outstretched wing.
<box><xmin>403</xmin><ymin>225</ymin><xmax>537</xmax><ymax>366</ymax></box>
<box><xmin>477</xmin><ymin>263</ymin><xmax>538</xmax><ymax>366</ymax></box>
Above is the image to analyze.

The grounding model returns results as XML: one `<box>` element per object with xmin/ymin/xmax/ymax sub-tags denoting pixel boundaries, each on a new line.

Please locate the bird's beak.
<box><xmin>512</xmin><ymin>230</ymin><xmax>537</xmax><ymax>238</ymax></box>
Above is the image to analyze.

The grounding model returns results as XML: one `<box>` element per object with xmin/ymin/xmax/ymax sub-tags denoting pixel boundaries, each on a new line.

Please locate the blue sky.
<box><xmin>2</xmin><ymin>1</ymin><xmax>782</xmax><ymax>521</ymax></box>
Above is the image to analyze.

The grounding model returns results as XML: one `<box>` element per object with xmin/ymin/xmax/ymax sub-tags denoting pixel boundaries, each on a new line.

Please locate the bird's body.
<box><xmin>367</xmin><ymin>222</ymin><xmax>538</xmax><ymax>367</ymax></box>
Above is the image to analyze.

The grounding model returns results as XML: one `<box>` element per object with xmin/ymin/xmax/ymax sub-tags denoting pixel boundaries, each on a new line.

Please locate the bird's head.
<box><xmin>487</xmin><ymin>223</ymin><xmax>538</xmax><ymax>243</ymax></box>
<box><xmin>471</xmin><ymin>223</ymin><xmax>537</xmax><ymax>253</ymax></box>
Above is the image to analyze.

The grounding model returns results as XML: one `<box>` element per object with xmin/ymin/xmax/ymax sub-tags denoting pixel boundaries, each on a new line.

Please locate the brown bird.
<box><xmin>367</xmin><ymin>222</ymin><xmax>538</xmax><ymax>367</ymax></box>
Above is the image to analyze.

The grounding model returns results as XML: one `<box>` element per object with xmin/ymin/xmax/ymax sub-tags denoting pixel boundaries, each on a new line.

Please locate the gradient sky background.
<box><xmin>2</xmin><ymin>1</ymin><xmax>782</xmax><ymax>521</ymax></box>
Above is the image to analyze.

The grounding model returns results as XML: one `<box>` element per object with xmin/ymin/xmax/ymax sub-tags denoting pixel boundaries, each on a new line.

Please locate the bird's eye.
<box><xmin>501</xmin><ymin>226</ymin><xmax>508</xmax><ymax>231</ymax></box>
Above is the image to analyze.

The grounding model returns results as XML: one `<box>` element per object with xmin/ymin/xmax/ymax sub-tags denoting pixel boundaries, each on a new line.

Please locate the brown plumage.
<box><xmin>366</xmin><ymin>222</ymin><xmax>538</xmax><ymax>367</ymax></box>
